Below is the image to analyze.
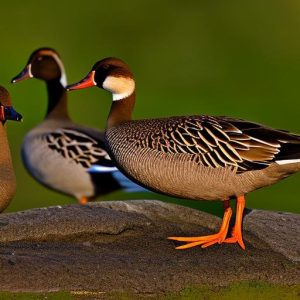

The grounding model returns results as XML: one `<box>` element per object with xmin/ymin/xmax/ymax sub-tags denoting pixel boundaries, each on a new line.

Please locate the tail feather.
<box><xmin>275</xmin><ymin>143</ymin><xmax>300</xmax><ymax>164</ymax></box>
<box><xmin>276</xmin><ymin>143</ymin><xmax>300</xmax><ymax>159</ymax></box>
<box><xmin>88</xmin><ymin>165</ymin><xmax>149</xmax><ymax>193</ymax></box>
<box><xmin>112</xmin><ymin>171</ymin><xmax>149</xmax><ymax>193</ymax></box>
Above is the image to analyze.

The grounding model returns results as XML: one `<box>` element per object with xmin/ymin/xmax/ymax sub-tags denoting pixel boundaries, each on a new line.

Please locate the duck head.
<box><xmin>0</xmin><ymin>87</ymin><xmax>23</xmax><ymax>123</ymax></box>
<box><xmin>67</xmin><ymin>57</ymin><xmax>135</xmax><ymax>101</ymax></box>
<box><xmin>11</xmin><ymin>47</ymin><xmax>67</xmax><ymax>87</ymax></box>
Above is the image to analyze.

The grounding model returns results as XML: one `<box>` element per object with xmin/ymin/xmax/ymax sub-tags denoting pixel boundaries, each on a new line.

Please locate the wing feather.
<box><xmin>144</xmin><ymin>116</ymin><xmax>300</xmax><ymax>173</ymax></box>
<box><xmin>43</xmin><ymin>128</ymin><xmax>113</xmax><ymax>169</ymax></box>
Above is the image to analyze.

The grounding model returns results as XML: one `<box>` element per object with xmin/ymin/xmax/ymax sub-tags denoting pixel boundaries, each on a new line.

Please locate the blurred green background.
<box><xmin>2</xmin><ymin>0</ymin><xmax>300</xmax><ymax>214</ymax></box>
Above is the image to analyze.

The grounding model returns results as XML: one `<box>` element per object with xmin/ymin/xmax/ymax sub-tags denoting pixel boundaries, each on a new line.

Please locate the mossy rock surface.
<box><xmin>0</xmin><ymin>200</ymin><xmax>299</xmax><ymax>297</ymax></box>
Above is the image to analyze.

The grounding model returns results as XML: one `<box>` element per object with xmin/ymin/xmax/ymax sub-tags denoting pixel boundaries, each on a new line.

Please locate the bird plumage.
<box><xmin>106</xmin><ymin>116</ymin><xmax>300</xmax><ymax>201</ymax></box>
<box><xmin>12</xmin><ymin>49</ymin><xmax>146</xmax><ymax>203</ymax></box>
<box><xmin>67</xmin><ymin>56</ymin><xmax>300</xmax><ymax>249</ymax></box>
<box><xmin>0</xmin><ymin>86</ymin><xmax>22</xmax><ymax>212</ymax></box>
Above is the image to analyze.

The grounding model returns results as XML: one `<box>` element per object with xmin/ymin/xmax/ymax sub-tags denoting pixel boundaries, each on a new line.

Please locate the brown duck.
<box><xmin>0</xmin><ymin>86</ymin><xmax>22</xmax><ymax>212</ymax></box>
<box><xmin>11</xmin><ymin>49</ymin><xmax>147</xmax><ymax>205</ymax></box>
<box><xmin>67</xmin><ymin>58</ymin><xmax>300</xmax><ymax>250</ymax></box>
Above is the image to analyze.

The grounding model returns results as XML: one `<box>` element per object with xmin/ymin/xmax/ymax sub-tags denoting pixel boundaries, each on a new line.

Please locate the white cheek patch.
<box><xmin>28</xmin><ymin>64</ymin><xmax>34</xmax><ymax>78</ymax></box>
<box><xmin>103</xmin><ymin>76</ymin><xmax>135</xmax><ymax>101</ymax></box>
<box><xmin>52</xmin><ymin>53</ymin><xmax>67</xmax><ymax>87</ymax></box>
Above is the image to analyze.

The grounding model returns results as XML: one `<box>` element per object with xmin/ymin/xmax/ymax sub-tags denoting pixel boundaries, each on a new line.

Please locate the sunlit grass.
<box><xmin>1</xmin><ymin>282</ymin><xmax>299</xmax><ymax>299</ymax></box>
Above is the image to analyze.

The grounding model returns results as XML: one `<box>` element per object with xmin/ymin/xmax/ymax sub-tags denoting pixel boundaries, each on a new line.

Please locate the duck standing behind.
<box><xmin>11</xmin><ymin>49</ymin><xmax>146</xmax><ymax>205</ymax></box>
<box><xmin>67</xmin><ymin>57</ymin><xmax>300</xmax><ymax>250</ymax></box>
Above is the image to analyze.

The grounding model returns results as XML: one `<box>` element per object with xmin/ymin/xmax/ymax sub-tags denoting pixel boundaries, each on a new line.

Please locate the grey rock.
<box><xmin>0</xmin><ymin>200</ymin><xmax>298</xmax><ymax>295</ymax></box>
<box><xmin>244</xmin><ymin>209</ymin><xmax>300</xmax><ymax>262</ymax></box>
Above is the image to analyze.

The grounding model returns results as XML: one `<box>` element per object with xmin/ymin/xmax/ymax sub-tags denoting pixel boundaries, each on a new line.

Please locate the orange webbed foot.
<box><xmin>168</xmin><ymin>206</ymin><xmax>232</xmax><ymax>249</ymax></box>
<box><xmin>224</xmin><ymin>227</ymin><xmax>245</xmax><ymax>250</ymax></box>
<box><xmin>78</xmin><ymin>196</ymin><xmax>88</xmax><ymax>206</ymax></box>
<box><xmin>168</xmin><ymin>196</ymin><xmax>247</xmax><ymax>250</ymax></box>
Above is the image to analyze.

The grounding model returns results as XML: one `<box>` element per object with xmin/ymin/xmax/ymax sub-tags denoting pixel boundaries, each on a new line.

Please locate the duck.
<box><xmin>11</xmin><ymin>49</ymin><xmax>147</xmax><ymax>205</ymax></box>
<box><xmin>0</xmin><ymin>86</ymin><xmax>22</xmax><ymax>212</ymax></box>
<box><xmin>66</xmin><ymin>57</ymin><xmax>300</xmax><ymax>250</ymax></box>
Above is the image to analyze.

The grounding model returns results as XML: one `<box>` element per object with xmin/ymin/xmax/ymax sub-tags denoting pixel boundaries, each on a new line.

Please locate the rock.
<box><xmin>244</xmin><ymin>210</ymin><xmax>300</xmax><ymax>262</ymax></box>
<box><xmin>0</xmin><ymin>200</ymin><xmax>298</xmax><ymax>295</ymax></box>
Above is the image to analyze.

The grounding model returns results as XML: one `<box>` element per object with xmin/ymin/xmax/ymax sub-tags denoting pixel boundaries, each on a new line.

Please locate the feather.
<box><xmin>87</xmin><ymin>165</ymin><xmax>118</xmax><ymax>173</ymax></box>
<box><xmin>112</xmin><ymin>171</ymin><xmax>149</xmax><ymax>192</ymax></box>
<box><xmin>43</xmin><ymin>128</ymin><xmax>113</xmax><ymax>169</ymax></box>
<box><xmin>142</xmin><ymin>115</ymin><xmax>300</xmax><ymax>173</ymax></box>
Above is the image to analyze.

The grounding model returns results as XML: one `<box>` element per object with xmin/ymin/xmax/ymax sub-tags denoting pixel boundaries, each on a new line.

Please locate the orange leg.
<box><xmin>224</xmin><ymin>195</ymin><xmax>246</xmax><ymax>250</ymax></box>
<box><xmin>168</xmin><ymin>200</ymin><xmax>232</xmax><ymax>249</ymax></box>
<box><xmin>78</xmin><ymin>196</ymin><xmax>88</xmax><ymax>206</ymax></box>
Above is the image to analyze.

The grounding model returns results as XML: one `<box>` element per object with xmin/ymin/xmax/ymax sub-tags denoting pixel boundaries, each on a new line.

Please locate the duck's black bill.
<box><xmin>11</xmin><ymin>64</ymin><xmax>33</xmax><ymax>84</ymax></box>
<box><xmin>66</xmin><ymin>71</ymin><xmax>96</xmax><ymax>91</ymax></box>
<box><xmin>3</xmin><ymin>106</ymin><xmax>23</xmax><ymax>122</ymax></box>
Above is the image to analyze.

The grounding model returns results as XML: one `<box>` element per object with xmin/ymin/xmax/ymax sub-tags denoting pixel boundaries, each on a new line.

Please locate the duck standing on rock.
<box><xmin>11</xmin><ymin>49</ymin><xmax>147</xmax><ymax>205</ymax></box>
<box><xmin>67</xmin><ymin>57</ymin><xmax>300</xmax><ymax>250</ymax></box>
<box><xmin>0</xmin><ymin>86</ymin><xmax>22</xmax><ymax>212</ymax></box>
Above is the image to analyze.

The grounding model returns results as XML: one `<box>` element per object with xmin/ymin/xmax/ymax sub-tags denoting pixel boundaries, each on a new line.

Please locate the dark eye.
<box><xmin>102</xmin><ymin>64</ymin><xmax>109</xmax><ymax>69</ymax></box>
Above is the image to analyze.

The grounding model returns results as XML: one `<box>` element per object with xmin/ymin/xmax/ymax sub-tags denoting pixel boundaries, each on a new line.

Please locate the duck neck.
<box><xmin>107</xmin><ymin>92</ymin><xmax>135</xmax><ymax>128</ymax></box>
<box><xmin>45</xmin><ymin>79</ymin><xmax>70</xmax><ymax>120</ymax></box>
<box><xmin>0</xmin><ymin>123</ymin><xmax>16</xmax><ymax>212</ymax></box>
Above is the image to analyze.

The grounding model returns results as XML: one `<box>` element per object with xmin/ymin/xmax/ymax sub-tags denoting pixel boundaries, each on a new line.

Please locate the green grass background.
<box><xmin>1</xmin><ymin>0</ymin><xmax>300</xmax><ymax>214</ymax></box>
<box><xmin>0</xmin><ymin>282</ymin><xmax>299</xmax><ymax>299</ymax></box>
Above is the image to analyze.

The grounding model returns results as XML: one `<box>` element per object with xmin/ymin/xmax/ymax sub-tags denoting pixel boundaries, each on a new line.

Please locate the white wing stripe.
<box><xmin>276</xmin><ymin>159</ymin><xmax>300</xmax><ymax>165</ymax></box>
<box><xmin>87</xmin><ymin>165</ymin><xmax>118</xmax><ymax>173</ymax></box>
